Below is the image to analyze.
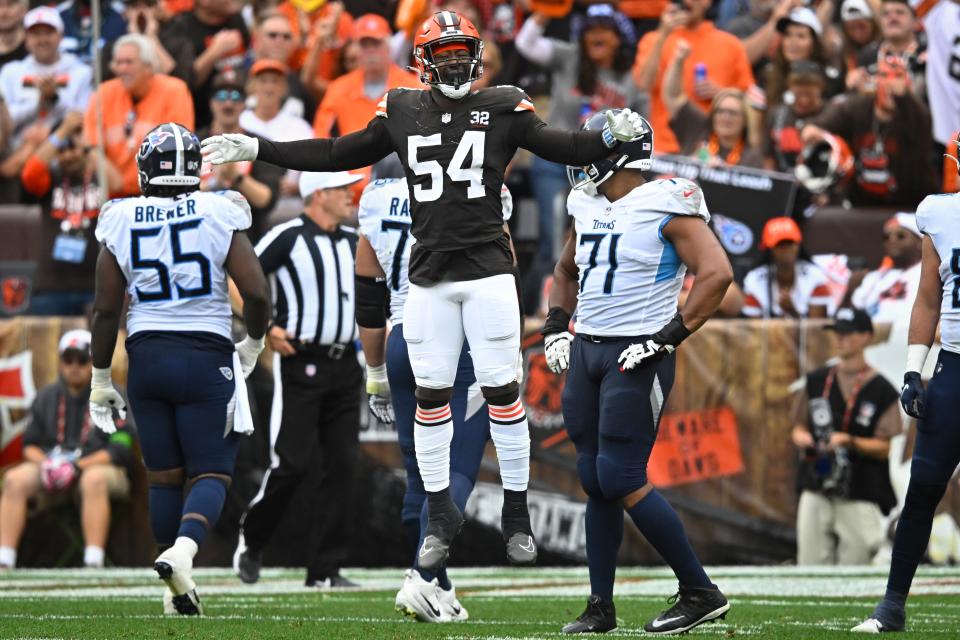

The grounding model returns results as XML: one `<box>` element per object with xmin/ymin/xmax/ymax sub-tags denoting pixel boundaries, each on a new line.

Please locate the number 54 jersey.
<box><xmin>95</xmin><ymin>190</ymin><xmax>252</xmax><ymax>340</ymax></box>
<box><xmin>569</xmin><ymin>178</ymin><xmax>710</xmax><ymax>337</ymax></box>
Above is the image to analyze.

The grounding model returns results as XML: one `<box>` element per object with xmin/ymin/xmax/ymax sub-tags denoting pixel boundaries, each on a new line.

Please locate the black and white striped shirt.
<box><xmin>255</xmin><ymin>215</ymin><xmax>358</xmax><ymax>346</ymax></box>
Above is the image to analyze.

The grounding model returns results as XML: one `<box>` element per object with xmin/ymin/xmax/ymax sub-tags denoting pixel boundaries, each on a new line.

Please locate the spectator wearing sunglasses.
<box><xmin>198</xmin><ymin>73</ymin><xmax>283</xmax><ymax>242</ymax></box>
<box><xmin>846</xmin><ymin>212</ymin><xmax>922</xmax><ymax>323</ymax></box>
<box><xmin>251</xmin><ymin>11</ymin><xmax>317</xmax><ymax>123</ymax></box>
<box><xmin>0</xmin><ymin>330</ymin><xmax>135</xmax><ymax>570</ymax></box>
<box><xmin>22</xmin><ymin>111</ymin><xmax>122</xmax><ymax>315</ymax></box>
<box><xmin>83</xmin><ymin>34</ymin><xmax>194</xmax><ymax>198</ymax></box>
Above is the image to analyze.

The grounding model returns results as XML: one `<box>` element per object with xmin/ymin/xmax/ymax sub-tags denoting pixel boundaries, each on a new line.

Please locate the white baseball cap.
<box><xmin>885</xmin><ymin>212</ymin><xmax>921</xmax><ymax>238</ymax></box>
<box><xmin>298</xmin><ymin>171</ymin><xmax>364</xmax><ymax>199</ymax></box>
<box><xmin>841</xmin><ymin>0</ymin><xmax>874</xmax><ymax>22</ymax></box>
<box><xmin>58</xmin><ymin>329</ymin><xmax>91</xmax><ymax>355</ymax></box>
<box><xmin>776</xmin><ymin>7</ymin><xmax>823</xmax><ymax>36</ymax></box>
<box><xmin>24</xmin><ymin>6</ymin><xmax>64</xmax><ymax>34</ymax></box>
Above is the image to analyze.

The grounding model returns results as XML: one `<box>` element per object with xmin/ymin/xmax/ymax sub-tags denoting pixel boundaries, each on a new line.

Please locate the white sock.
<box><xmin>83</xmin><ymin>546</ymin><xmax>105</xmax><ymax>568</ymax></box>
<box><xmin>0</xmin><ymin>546</ymin><xmax>16</xmax><ymax>568</ymax></box>
<box><xmin>489</xmin><ymin>398</ymin><xmax>530</xmax><ymax>491</ymax></box>
<box><xmin>172</xmin><ymin>536</ymin><xmax>199</xmax><ymax>561</ymax></box>
<box><xmin>414</xmin><ymin>403</ymin><xmax>453</xmax><ymax>492</ymax></box>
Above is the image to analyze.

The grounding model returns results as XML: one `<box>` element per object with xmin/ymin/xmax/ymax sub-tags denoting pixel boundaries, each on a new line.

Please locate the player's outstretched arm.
<box><xmin>226</xmin><ymin>232</ymin><xmax>271</xmax><ymax>341</ymax></box>
<box><xmin>901</xmin><ymin>234</ymin><xmax>943</xmax><ymax>418</ymax></box>
<box><xmin>542</xmin><ymin>235</ymin><xmax>578</xmax><ymax>374</ymax></box>
<box><xmin>512</xmin><ymin>111</ymin><xmax>631</xmax><ymax>168</ymax></box>
<box><xmin>202</xmin><ymin>118</ymin><xmax>393</xmax><ymax>172</ymax></box>
<box><xmin>667</xmin><ymin>216</ymin><xmax>734</xmax><ymax>332</ymax></box>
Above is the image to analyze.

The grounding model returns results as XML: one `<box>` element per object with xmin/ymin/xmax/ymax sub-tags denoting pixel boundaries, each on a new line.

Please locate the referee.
<box><xmin>234</xmin><ymin>170</ymin><xmax>364</xmax><ymax>589</ymax></box>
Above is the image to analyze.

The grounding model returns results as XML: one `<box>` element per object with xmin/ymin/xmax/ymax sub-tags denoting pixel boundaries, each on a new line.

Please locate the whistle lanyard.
<box><xmin>56</xmin><ymin>392</ymin><xmax>91</xmax><ymax>447</ymax></box>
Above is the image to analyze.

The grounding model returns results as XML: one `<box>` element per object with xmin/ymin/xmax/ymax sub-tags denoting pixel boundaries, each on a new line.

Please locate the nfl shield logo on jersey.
<box><xmin>442</xmin><ymin>113</ymin><xmax>451</xmax><ymax>124</ymax></box>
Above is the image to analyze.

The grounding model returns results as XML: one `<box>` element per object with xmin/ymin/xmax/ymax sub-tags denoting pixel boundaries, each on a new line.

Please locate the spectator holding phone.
<box><xmin>0</xmin><ymin>7</ymin><xmax>92</xmax><ymax>148</ymax></box>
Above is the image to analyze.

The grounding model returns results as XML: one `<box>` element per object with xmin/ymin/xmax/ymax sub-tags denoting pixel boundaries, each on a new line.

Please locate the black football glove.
<box><xmin>900</xmin><ymin>371</ymin><xmax>925</xmax><ymax>419</ymax></box>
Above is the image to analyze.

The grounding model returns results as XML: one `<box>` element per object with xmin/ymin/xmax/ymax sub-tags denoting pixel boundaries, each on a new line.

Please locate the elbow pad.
<box><xmin>356</xmin><ymin>275</ymin><xmax>388</xmax><ymax>328</ymax></box>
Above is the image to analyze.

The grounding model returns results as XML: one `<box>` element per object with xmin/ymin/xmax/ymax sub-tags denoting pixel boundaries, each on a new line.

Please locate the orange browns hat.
<box><xmin>761</xmin><ymin>217</ymin><xmax>802</xmax><ymax>249</ymax></box>
<box><xmin>250</xmin><ymin>59</ymin><xmax>289</xmax><ymax>76</ymax></box>
<box><xmin>529</xmin><ymin>0</ymin><xmax>574</xmax><ymax>19</ymax></box>
<box><xmin>352</xmin><ymin>13</ymin><xmax>392</xmax><ymax>41</ymax></box>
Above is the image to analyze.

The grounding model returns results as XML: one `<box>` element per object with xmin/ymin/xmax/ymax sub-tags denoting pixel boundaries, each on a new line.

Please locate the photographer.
<box><xmin>790</xmin><ymin>307</ymin><xmax>901</xmax><ymax>565</ymax></box>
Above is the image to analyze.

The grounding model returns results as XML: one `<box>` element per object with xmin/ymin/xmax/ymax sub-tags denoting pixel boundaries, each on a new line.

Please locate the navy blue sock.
<box><xmin>149</xmin><ymin>484</ymin><xmax>182</xmax><ymax>547</ymax></box>
<box><xmin>586</xmin><ymin>497</ymin><xmax>623</xmax><ymax>603</ymax></box>
<box><xmin>416</xmin><ymin>473</ymin><xmax>473</xmax><ymax>590</ymax></box>
<box><xmin>178</xmin><ymin>477</ymin><xmax>228</xmax><ymax>547</ymax></box>
<box><xmin>626</xmin><ymin>489</ymin><xmax>711</xmax><ymax>589</ymax></box>
<box><xmin>885</xmin><ymin>482</ymin><xmax>946</xmax><ymax>601</ymax></box>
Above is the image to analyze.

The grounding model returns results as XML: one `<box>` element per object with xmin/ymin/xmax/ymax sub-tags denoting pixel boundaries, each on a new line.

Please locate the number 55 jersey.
<box><xmin>95</xmin><ymin>190</ymin><xmax>252</xmax><ymax>339</ymax></box>
<box><xmin>568</xmin><ymin>178</ymin><xmax>710</xmax><ymax>337</ymax></box>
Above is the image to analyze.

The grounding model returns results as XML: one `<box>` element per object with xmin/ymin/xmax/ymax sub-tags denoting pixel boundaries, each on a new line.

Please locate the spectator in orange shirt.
<box><xmin>252</xmin><ymin>11</ymin><xmax>316</xmax><ymax>122</ymax></box>
<box><xmin>633</xmin><ymin>0</ymin><xmax>755</xmax><ymax>154</ymax></box>
<box><xmin>313</xmin><ymin>13</ymin><xmax>420</xmax><ymax>192</ymax></box>
<box><xmin>281</xmin><ymin>0</ymin><xmax>352</xmax><ymax>82</ymax></box>
<box><xmin>83</xmin><ymin>34</ymin><xmax>195</xmax><ymax>198</ymax></box>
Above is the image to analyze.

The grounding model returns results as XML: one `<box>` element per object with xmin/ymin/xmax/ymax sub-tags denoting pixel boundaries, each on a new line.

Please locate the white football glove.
<box><xmin>604</xmin><ymin>108</ymin><xmax>645</xmax><ymax>144</ymax></box>
<box><xmin>544</xmin><ymin>331</ymin><xmax>573</xmax><ymax>374</ymax></box>
<box><xmin>618</xmin><ymin>339</ymin><xmax>674</xmax><ymax>372</ymax></box>
<box><xmin>366</xmin><ymin>364</ymin><xmax>394</xmax><ymax>424</ymax></box>
<box><xmin>201</xmin><ymin>133</ymin><xmax>259</xmax><ymax>165</ymax></box>
<box><xmin>235</xmin><ymin>335</ymin><xmax>265</xmax><ymax>379</ymax></box>
<box><xmin>89</xmin><ymin>367</ymin><xmax>126</xmax><ymax>434</ymax></box>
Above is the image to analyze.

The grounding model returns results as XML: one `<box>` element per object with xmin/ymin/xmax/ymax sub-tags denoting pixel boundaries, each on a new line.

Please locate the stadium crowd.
<box><xmin>0</xmin><ymin>0</ymin><xmax>958</xmax><ymax>578</ymax></box>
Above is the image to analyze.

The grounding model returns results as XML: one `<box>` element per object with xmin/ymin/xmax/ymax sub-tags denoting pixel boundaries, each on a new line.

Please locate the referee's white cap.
<box><xmin>299</xmin><ymin>171</ymin><xmax>364</xmax><ymax>199</ymax></box>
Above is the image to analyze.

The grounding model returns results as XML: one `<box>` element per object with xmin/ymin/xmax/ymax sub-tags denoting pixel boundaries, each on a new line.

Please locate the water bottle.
<box><xmin>694</xmin><ymin>63</ymin><xmax>707</xmax><ymax>85</ymax></box>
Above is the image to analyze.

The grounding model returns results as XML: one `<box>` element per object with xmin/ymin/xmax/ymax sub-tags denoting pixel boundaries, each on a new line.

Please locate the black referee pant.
<box><xmin>241</xmin><ymin>344</ymin><xmax>362</xmax><ymax>581</ymax></box>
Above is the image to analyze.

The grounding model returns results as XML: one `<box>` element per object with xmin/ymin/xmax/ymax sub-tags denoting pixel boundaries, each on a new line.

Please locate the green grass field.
<box><xmin>1</xmin><ymin>566</ymin><xmax>958</xmax><ymax>638</ymax></box>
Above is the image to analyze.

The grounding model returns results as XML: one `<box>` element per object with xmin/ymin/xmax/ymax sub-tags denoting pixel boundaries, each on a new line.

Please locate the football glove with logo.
<box><xmin>900</xmin><ymin>371</ymin><xmax>925</xmax><ymax>419</ymax></box>
<box><xmin>235</xmin><ymin>335</ymin><xmax>265</xmax><ymax>379</ymax></box>
<box><xmin>541</xmin><ymin>306</ymin><xmax>573</xmax><ymax>374</ymax></box>
<box><xmin>618</xmin><ymin>313</ymin><xmax>691</xmax><ymax>371</ymax></box>
<box><xmin>89</xmin><ymin>367</ymin><xmax>126</xmax><ymax>434</ymax></box>
<box><xmin>201</xmin><ymin>133</ymin><xmax>259</xmax><ymax>165</ymax></box>
<box><xmin>366</xmin><ymin>364</ymin><xmax>394</xmax><ymax>424</ymax></box>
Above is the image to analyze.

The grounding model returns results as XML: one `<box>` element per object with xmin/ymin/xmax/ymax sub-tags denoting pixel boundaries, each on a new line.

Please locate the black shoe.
<box><xmin>305</xmin><ymin>574</ymin><xmax>359</xmax><ymax>589</ymax></box>
<box><xmin>562</xmin><ymin>595</ymin><xmax>617</xmax><ymax>634</ymax></box>
<box><xmin>232</xmin><ymin>533</ymin><xmax>261</xmax><ymax>585</ymax></box>
<box><xmin>502</xmin><ymin>489</ymin><xmax>537</xmax><ymax>565</ymax></box>
<box><xmin>643</xmin><ymin>585</ymin><xmax>729</xmax><ymax>635</ymax></box>
<box><xmin>417</xmin><ymin>495</ymin><xmax>464</xmax><ymax>571</ymax></box>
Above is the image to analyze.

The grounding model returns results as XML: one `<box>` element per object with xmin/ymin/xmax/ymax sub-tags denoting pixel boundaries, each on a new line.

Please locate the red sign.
<box><xmin>648</xmin><ymin>406</ymin><xmax>745</xmax><ymax>487</ymax></box>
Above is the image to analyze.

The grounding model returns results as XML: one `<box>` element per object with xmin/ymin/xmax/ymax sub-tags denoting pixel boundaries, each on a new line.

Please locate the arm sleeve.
<box><xmin>514</xmin><ymin>17</ymin><xmax>556</xmax><ymax>67</ymax></box>
<box><xmin>812</xmin><ymin>98</ymin><xmax>854</xmax><ymax>141</ymax></box>
<box><xmin>510</xmin><ymin>111</ymin><xmax>612</xmax><ymax>166</ymax></box>
<box><xmin>256</xmin><ymin>117</ymin><xmax>394</xmax><ymax>171</ymax></box>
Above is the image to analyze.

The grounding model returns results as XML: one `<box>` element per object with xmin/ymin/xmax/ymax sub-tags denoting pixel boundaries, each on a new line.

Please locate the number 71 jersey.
<box><xmin>95</xmin><ymin>190</ymin><xmax>252</xmax><ymax>340</ymax></box>
<box><xmin>569</xmin><ymin>178</ymin><xmax>710</xmax><ymax>337</ymax></box>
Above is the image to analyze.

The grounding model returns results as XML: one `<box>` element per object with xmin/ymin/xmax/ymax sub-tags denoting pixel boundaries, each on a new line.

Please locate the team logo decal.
<box><xmin>711</xmin><ymin>214</ymin><xmax>754</xmax><ymax>256</ymax></box>
<box><xmin>138</xmin><ymin>130</ymin><xmax>176</xmax><ymax>158</ymax></box>
<box><xmin>441</xmin><ymin>113</ymin><xmax>452</xmax><ymax>124</ymax></box>
<box><xmin>220</xmin><ymin>367</ymin><xmax>234</xmax><ymax>381</ymax></box>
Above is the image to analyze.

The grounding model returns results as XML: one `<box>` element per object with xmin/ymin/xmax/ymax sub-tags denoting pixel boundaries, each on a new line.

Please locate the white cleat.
<box><xmin>851</xmin><ymin>618</ymin><xmax>885</xmax><ymax>633</ymax></box>
<box><xmin>395</xmin><ymin>569</ymin><xmax>445</xmax><ymax>622</ymax></box>
<box><xmin>154</xmin><ymin>547</ymin><xmax>202</xmax><ymax>616</ymax></box>
<box><xmin>438</xmin><ymin>584</ymin><xmax>468</xmax><ymax>621</ymax></box>
<box><xmin>162</xmin><ymin>588</ymin><xmax>177</xmax><ymax>616</ymax></box>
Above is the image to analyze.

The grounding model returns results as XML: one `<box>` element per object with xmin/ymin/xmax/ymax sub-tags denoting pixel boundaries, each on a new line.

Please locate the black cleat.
<box><xmin>232</xmin><ymin>533</ymin><xmax>261</xmax><ymax>585</ymax></box>
<box><xmin>562</xmin><ymin>595</ymin><xmax>617</xmax><ymax>634</ymax></box>
<box><xmin>417</xmin><ymin>496</ymin><xmax>464</xmax><ymax>571</ymax></box>
<box><xmin>502</xmin><ymin>489</ymin><xmax>537</xmax><ymax>565</ymax></box>
<box><xmin>154</xmin><ymin>560</ymin><xmax>202</xmax><ymax>616</ymax></box>
<box><xmin>644</xmin><ymin>585</ymin><xmax>729</xmax><ymax>635</ymax></box>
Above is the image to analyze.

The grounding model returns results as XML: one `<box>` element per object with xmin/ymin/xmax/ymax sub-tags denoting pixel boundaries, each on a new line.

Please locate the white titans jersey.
<box><xmin>358</xmin><ymin>178</ymin><xmax>513</xmax><ymax>324</ymax></box>
<box><xmin>921</xmin><ymin>1</ymin><xmax>960</xmax><ymax>145</ymax></box>
<box><xmin>95</xmin><ymin>190</ymin><xmax>252</xmax><ymax>339</ymax></box>
<box><xmin>917</xmin><ymin>192</ymin><xmax>960</xmax><ymax>354</ymax></box>
<box><xmin>569</xmin><ymin>178</ymin><xmax>709</xmax><ymax>337</ymax></box>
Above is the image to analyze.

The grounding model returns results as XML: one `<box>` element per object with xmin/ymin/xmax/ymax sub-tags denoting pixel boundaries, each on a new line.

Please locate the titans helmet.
<box><xmin>136</xmin><ymin>122</ymin><xmax>202</xmax><ymax>197</ymax></box>
<box><xmin>566</xmin><ymin>109</ymin><xmax>654</xmax><ymax>196</ymax></box>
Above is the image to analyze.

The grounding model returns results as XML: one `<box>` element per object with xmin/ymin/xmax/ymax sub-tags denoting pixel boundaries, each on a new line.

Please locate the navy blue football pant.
<box><xmin>126</xmin><ymin>332</ymin><xmax>241</xmax><ymax>549</ymax></box>
<box><xmin>388</xmin><ymin>324</ymin><xmax>489</xmax><ymax>582</ymax></box>
<box><xmin>887</xmin><ymin>349</ymin><xmax>960</xmax><ymax>599</ymax></box>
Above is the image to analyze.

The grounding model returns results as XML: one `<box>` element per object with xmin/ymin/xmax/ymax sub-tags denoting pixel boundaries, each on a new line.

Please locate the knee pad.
<box><xmin>481</xmin><ymin>381</ymin><xmax>520</xmax><ymax>406</ymax></box>
<box><xmin>596</xmin><ymin>453</ymin><xmax>646</xmax><ymax>501</ymax></box>
<box><xmin>186</xmin><ymin>472</ymin><xmax>232</xmax><ymax>493</ymax></box>
<box><xmin>415</xmin><ymin>386</ymin><xmax>453</xmax><ymax>406</ymax></box>
<box><xmin>147</xmin><ymin>467</ymin><xmax>185</xmax><ymax>488</ymax></box>
<box><xmin>902</xmin><ymin>482</ymin><xmax>947</xmax><ymax>516</ymax></box>
<box><xmin>576</xmin><ymin>453</ymin><xmax>603</xmax><ymax>500</ymax></box>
